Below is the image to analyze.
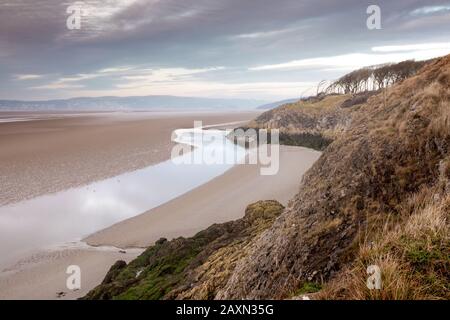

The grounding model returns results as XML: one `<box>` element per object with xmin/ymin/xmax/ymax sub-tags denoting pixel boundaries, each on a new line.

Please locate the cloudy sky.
<box><xmin>1</xmin><ymin>0</ymin><xmax>450</xmax><ymax>101</ymax></box>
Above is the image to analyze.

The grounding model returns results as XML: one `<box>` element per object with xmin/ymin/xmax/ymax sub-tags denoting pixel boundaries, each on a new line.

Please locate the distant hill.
<box><xmin>0</xmin><ymin>95</ymin><xmax>266</xmax><ymax>111</ymax></box>
<box><xmin>256</xmin><ymin>98</ymin><xmax>299</xmax><ymax>110</ymax></box>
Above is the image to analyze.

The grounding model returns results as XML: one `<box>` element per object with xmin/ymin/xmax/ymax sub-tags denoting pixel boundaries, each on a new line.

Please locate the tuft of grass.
<box><xmin>318</xmin><ymin>192</ymin><xmax>450</xmax><ymax>300</ymax></box>
<box><xmin>294</xmin><ymin>282</ymin><xmax>323</xmax><ymax>296</ymax></box>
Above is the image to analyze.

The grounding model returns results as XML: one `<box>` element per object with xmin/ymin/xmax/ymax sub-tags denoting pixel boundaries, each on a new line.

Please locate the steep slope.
<box><xmin>85</xmin><ymin>55</ymin><xmax>450</xmax><ymax>300</ymax></box>
<box><xmin>218</xmin><ymin>55</ymin><xmax>450</xmax><ymax>299</ymax></box>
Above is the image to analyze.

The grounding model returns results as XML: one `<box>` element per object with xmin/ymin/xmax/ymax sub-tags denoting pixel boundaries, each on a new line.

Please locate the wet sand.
<box><xmin>85</xmin><ymin>146</ymin><xmax>321</xmax><ymax>248</ymax></box>
<box><xmin>0</xmin><ymin>110</ymin><xmax>260</xmax><ymax>300</ymax></box>
<box><xmin>0</xmin><ymin>111</ymin><xmax>259</xmax><ymax>205</ymax></box>
<box><xmin>0</xmin><ymin>146</ymin><xmax>320</xmax><ymax>300</ymax></box>
<box><xmin>0</xmin><ymin>244</ymin><xmax>143</xmax><ymax>300</ymax></box>
<box><xmin>0</xmin><ymin>111</ymin><xmax>321</xmax><ymax>300</ymax></box>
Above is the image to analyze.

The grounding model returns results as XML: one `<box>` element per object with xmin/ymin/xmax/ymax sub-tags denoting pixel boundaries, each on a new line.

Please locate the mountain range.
<box><xmin>256</xmin><ymin>98</ymin><xmax>300</xmax><ymax>110</ymax></box>
<box><xmin>0</xmin><ymin>95</ymin><xmax>268</xmax><ymax>111</ymax></box>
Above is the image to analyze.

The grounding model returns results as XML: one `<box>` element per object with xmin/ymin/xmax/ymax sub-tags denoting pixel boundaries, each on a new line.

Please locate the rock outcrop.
<box><xmin>84</xmin><ymin>201</ymin><xmax>285</xmax><ymax>300</ymax></box>
<box><xmin>218</xmin><ymin>54</ymin><xmax>450</xmax><ymax>299</ymax></box>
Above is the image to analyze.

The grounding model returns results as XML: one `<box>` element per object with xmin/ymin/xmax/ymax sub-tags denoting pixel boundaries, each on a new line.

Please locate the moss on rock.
<box><xmin>83</xmin><ymin>200</ymin><xmax>284</xmax><ymax>300</ymax></box>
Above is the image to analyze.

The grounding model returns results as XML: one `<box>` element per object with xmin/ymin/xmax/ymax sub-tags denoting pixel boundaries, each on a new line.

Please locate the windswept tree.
<box><xmin>326</xmin><ymin>59</ymin><xmax>430</xmax><ymax>94</ymax></box>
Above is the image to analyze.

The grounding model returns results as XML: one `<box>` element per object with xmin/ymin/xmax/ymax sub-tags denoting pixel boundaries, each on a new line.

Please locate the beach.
<box><xmin>0</xmin><ymin>244</ymin><xmax>143</xmax><ymax>300</ymax></box>
<box><xmin>0</xmin><ymin>111</ymin><xmax>259</xmax><ymax>205</ymax></box>
<box><xmin>0</xmin><ymin>111</ymin><xmax>321</xmax><ymax>300</ymax></box>
<box><xmin>85</xmin><ymin>146</ymin><xmax>321</xmax><ymax>248</ymax></box>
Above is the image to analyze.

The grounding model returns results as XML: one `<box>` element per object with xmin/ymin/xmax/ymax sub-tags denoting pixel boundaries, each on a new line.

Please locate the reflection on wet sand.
<box><xmin>0</xmin><ymin>128</ymin><xmax>245</xmax><ymax>268</ymax></box>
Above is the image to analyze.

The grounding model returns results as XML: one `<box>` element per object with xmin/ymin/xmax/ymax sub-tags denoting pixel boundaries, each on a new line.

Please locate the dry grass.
<box><xmin>278</xmin><ymin>95</ymin><xmax>352</xmax><ymax>117</ymax></box>
<box><xmin>232</xmin><ymin>56</ymin><xmax>450</xmax><ymax>300</ymax></box>
<box><xmin>429</xmin><ymin>98</ymin><xmax>450</xmax><ymax>138</ymax></box>
<box><xmin>318</xmin><ymin>192</ymin><xmax>450</xmax><ymax>300</ymax></box>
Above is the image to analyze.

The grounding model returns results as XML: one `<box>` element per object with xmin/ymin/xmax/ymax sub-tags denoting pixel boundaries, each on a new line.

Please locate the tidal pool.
<box><xmin>0</xmin><ymin>127</ymin><xmax>245</xmax><ymax>268</ymax></box>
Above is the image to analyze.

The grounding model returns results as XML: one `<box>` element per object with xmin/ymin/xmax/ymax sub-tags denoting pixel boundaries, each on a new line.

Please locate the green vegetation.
<box><xmin>279</xmin><ymin>132</ymin><xmax>332</xmax><ymax>151</ymax></box>
<box><xmin>84</xmin><ymin>201</ymin><xmax>285</xmax><ymax>300</ymax></box>
<box><xmin>230</xmin><ymin>127</ymin><xmax>332</xmax><ymax>151</ymax></box>
<box><xmin>87</xmin><ymin>55</ymin><xmax>450</xmax><ymax>300</ymax></box>
<box><xmin>294</xmin><ymin>282</ymin><xmax>323</xmax><ymax>295</ymax></box>
<box><xmin>319</xmin><ymin>192</ymin><xmax>450</xmax><ymax>300</ymax></box>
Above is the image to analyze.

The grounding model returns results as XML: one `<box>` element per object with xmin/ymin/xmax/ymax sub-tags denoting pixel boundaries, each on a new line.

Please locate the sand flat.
<box><xmin>0</xmin><ymin>111</ymin><xmax>259</xmax><ymax>205</ymax></box>
<box><xmin>86</xmin><ymin>146</ymin><xmax>321</xmax><ymax>248</ymax></box>
<box><xmin>0</xmin><ymin>146</ymin><xmax>320</xmax><ymax>300</ymax></box>
<box><xmin>0</xmin><ymin>245</ymin><xmax>143</xmax><ymax>300</ymax></box>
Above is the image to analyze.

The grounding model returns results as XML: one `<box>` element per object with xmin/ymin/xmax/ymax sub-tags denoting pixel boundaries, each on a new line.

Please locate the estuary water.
<box><xmin>0</xmin><ymin>127</ymin><xmax>245</xmax><ymax>268</ymax></box>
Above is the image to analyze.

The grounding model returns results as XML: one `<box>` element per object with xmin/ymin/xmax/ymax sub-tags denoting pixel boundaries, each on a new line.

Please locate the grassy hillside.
<box><xmin>220</xmin><ymin>54</ymin><xmax>450</xmax><ymax>299</ymax></box>
<box><xmin>250</xmin><ymin>93</ymin><xmax>352</xmax><ymax>136</ymax></box>
<box><xmin>85</xmin><ymin>54</ymin><xmax>450</xmax><ymax>300</ymax></box>
<box><xmin>84</xmin><ymin>201</ymin><xmax>284</xmax><ymax>300</ymax></box>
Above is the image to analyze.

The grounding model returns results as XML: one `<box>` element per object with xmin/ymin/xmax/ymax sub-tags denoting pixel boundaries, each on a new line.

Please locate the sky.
<box><xmin>0</xmin><ymin>0</ymin><xmax>450</xmax><ymax>102</ymax></box>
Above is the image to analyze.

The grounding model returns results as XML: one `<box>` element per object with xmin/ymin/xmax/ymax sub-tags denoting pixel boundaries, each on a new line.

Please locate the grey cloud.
<box><xmin>0</xmin><ymin>0</ymin><xmax>449</xmax><ymax>100</ymax></box>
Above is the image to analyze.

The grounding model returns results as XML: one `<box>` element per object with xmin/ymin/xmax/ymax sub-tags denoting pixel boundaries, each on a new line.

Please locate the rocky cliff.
<box><xmin>84</xmin><ymin>201</ymin><xmax>285</xmax><ymax>300</ymax></box>
<box><xmin>218</xmin><ymin>54</ymin><xmax>450</xmax><ymax>299</ymax></box>
<box><xmin>245</xmin><ymin>92</ymin><xmax>375</xmax><ymax>150</ymax></box>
